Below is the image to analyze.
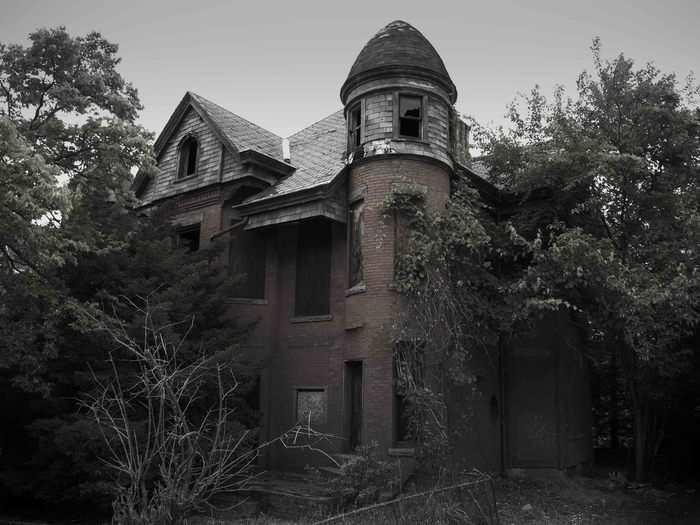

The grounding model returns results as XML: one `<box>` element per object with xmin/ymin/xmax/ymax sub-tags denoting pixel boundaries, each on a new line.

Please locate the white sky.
<box><xmin>2</xmin><ymin>0</ymin><xmax>699</xmax><ymax>139</ymax></box>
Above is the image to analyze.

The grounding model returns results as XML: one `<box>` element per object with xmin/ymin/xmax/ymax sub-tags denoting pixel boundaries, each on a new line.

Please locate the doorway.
<box><xmin>346</xmin><ymin>361</ymin><xmax>363</xmax><ymax>451</ymax></box>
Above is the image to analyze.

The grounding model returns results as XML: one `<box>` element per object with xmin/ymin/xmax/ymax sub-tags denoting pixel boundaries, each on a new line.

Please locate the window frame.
<box><xmin>347</xmin><ymin>102</ymin><xmax>363</xmax><ymax>152</ymax></box>
<box><xmin>293</xmin><ymin>219</ymin><xmax>333</xmax><ymax>319</ymax></box>
<box><xmin>347</xmin><ymin>198</ymin><xmax>365</xmax><ymax>290</ymax></box>
<box><xmin>177</xmin><ymin>135</ymin><xmax>200</xmax><ymax>179</ymax></box>
<box><xmin>295</xmin><ymin>387</ymin><xmax>327</xmax><ymax>426</ymax></box>
<box><xmin>229</xmin><ymin>227</ymin><xmax>267</xmax><ymax>301</ymax></box>
<box><xmin>176</xmin><ymin>223</ymin><xmax>201</xmax><ymax>252</ymax></box>
<box><xmin>393</xmin><ymin>92</ymin><xmax>427</xmax><ymax>140</ymax></box>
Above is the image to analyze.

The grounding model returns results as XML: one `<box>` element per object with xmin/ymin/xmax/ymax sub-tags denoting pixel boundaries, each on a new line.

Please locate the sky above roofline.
<box><xmin>3</xmin><ymin>0</ymin><xmax>698</xmax><ymax>139</ymax></box>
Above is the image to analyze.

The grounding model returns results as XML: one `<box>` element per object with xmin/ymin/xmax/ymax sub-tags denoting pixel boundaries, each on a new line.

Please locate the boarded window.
<box><xmin>398</xmin><ymin>95</ymin><xmax>422</xmax><ymax>138</ymax></box>
<box><xmin>177</xmin><ymin>224</ymin><xmax>200</xmax><ymax>252</ymax></box>
<box><xmin>295</xmin><ymin>220</ymin><xmax>332</xmax><ymax>316</ymax></box>
<box><xmin>296</xmin><ymin>389</ymin><xmax>327</xmax><ymax>425</ymax></box>
<box><xmin>229</xmin><ymin>229</ymin><xmax>266</xmax><ymax>299</ymax></box>
<box><xmin>178</xmin><ymin>136</ymin><xmax>199</xmax><ymax>178</ymax></box>
<box><xmin>348</xmin><ymin>104</ymin><xmax>362</xmax><ymax>151</ymax></box>
<box><xmin>348</xmin><ymin>200</ymin><xmax>364</xmax><ymax>288</ymax></box>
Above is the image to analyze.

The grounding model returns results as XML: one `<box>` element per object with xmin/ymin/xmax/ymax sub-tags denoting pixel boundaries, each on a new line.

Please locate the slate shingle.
<box><xmin>190</xmin><ymin>92</ymin><xmax>284</xmax><ymax>162</ymax></box>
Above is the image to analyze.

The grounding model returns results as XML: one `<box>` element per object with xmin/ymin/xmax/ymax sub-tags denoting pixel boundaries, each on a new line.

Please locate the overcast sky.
<box><xmin>2</xmin><ymin>0</ymin><xmax>699</xmax><ymax>139</ymax></box>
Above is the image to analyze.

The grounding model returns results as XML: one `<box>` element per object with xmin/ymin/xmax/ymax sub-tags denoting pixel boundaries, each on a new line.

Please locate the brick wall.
<box><xmin>343</xmin><ymin>157</ymin><xmax>451</xmax><ymax>453</ymax></box>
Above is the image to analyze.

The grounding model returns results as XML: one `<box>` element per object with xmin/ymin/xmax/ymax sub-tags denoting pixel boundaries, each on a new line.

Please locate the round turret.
<box><xmin>340</xmin><ymin>20</ymin><xmax>457</xmax><ymax>105</ymax></box>
<box><xmin>341</xmin><ymin>20</ymin><xmax>457</xmax><ymax>168</ymax></box>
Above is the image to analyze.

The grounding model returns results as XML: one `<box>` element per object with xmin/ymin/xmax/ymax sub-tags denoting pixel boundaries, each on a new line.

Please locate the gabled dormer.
<box><xmin>134</xmin><ymin>91</ymin><xmax>294</xmax><ymax>205</ymax></box>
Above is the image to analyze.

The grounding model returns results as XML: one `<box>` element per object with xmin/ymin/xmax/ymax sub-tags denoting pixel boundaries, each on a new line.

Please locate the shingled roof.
<box><xmin>340</xmin><ymin>20</ymin><xmax>456</xmax><ymax>103</ymax></box>
<box><xmin>189</xmin><ymin>92</ymin><xmax>285</xmax><ymax>161</ymax></box>
<box><xmin>152</xmin><ymin>92</ymin><xmax>285</xmax><ymax>163</ymax></box>
<box><xmin>241</xmin><ymin>109</ymin><xmax>347</xmax><ymax>204</ymax></box>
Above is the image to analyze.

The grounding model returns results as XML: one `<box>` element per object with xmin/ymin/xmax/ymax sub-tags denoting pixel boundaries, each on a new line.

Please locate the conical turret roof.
<box><xmin>341</xmin><ymin>20</ymin><xmax>456</xmax><ymax>103</ymax></box>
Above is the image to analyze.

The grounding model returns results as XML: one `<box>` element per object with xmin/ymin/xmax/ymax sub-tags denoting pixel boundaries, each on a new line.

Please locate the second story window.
<box><xmin>178</xmin><ymin>136</ymin><xmax>199</xmax><ymax>178</ymax></box>
<box><xmin>398</xmin><ymin>95</ymin><xmax>422</xmax><ymax>138</ymax></box>
<box><xmin>229</xmin><ymin>228</ymin><xmax>266</xmax><ymax>300</ymax></box>
<box><xmin>348</xmin><ymin>200</ymin><xmax>364</xmax><ymax>288</ymax></box>
<box><xmin>295</xmin><ymin>220</ymin><xmax>332</xmax><ymax>317</ymax></box>
<box><xmin>348</xmin><ymin>104</ymin><xmax>362</xmax><ymax>151</ymax></box>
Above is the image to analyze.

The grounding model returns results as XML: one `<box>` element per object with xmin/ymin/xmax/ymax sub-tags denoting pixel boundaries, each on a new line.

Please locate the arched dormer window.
<box><xmin>178</xmin><ymin>136</ymin><xmax>199</xmax><ymax>178</ymax></box>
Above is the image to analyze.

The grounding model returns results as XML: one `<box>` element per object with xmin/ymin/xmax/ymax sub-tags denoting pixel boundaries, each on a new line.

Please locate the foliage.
<box><xmin>0</xmin><ymin>26</ymin><xmax>157</xmax><ymax>393</ymax></box>
<box><xmin>383</xmin><ymin>182</ymin><xmax>517</xmax><ymax>463</ymax></box>
<box><xmin>0</xmin><ymin>27</ymin><xmax>256</xmax><ymax>513</ymax></box>
<box><xmin>81</xmin><ymin>298</ymin><xmax>258</xmax><ymax>525</ymax></box>
<box><xmin>475</xmin><ymin>39</ymin><xmax>700</xmax><ymax>480</ymax></box>
<box><xmin>315</xmin><ymin>442</ymin><xmax>401</xmax><ymax>508</ymax></box>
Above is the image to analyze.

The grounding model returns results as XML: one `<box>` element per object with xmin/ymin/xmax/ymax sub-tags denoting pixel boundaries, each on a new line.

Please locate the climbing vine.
<box><xmin>384</xmin><ymin>180</ymin><xmax>517</xmax><ymax>464</ymax></box>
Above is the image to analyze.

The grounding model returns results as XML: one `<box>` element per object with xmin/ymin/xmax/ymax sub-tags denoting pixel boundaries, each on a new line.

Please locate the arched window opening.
<box><xmin>178</xmin><ymin>136</ymin><xmax>199</xmax><ymax>178</ymax></box>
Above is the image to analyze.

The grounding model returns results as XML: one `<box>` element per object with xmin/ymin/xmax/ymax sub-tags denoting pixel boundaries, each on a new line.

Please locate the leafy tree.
<box><xmin>477</xmin><ymin>39</ymin><xmax>700</xmax><ymax>480</ymax></box>
<box><xmin>0</xmin><ymin>28</ymin><xmax>257</xmax><ymax>512</ymax></box>
<box><xmin>0</xmin><ymin>26</ymin><xmax>156</xmax><ymax>392</ymax></box>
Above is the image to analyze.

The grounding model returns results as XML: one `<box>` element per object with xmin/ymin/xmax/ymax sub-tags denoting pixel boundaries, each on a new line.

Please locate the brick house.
<box><xmin>134</xmin><ymin>20</ymin><xmax>592</xmax><ymax>473</ymax></box>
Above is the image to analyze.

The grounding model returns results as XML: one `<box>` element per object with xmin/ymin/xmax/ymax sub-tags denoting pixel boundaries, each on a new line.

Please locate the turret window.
<box><xmin>398</xmin><ymin>95</ymin><xmax>422</xmax><ymax>138</ymax></box>
<box><xmin>348</xmin><ymin>104</ymin><xmax>362</xmax><ymax>151</ymax></box>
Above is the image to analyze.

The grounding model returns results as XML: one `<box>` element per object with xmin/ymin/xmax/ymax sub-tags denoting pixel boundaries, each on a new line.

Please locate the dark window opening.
<box><xmin>346</xmin><ymin>361</ymin><xmax>363</xmax><ymax>450</ymax></box>
<box><xmin>295</xmin><ymin>220</ymin><xmax>332</xmax><ymax>316</ymax></box>
<box><xmin>177</xmin><ymin>224</ymin><xmax>200</xmax><ymax>252</ymax></box>
<box><xmin>229</xmin><ymin>228</ymin><xmax>266</xmax><ymax>299</ymax></box>
<box><xmin>348</xmin><ymin>104</ymin><xmax>362</xmax><ymax>151</ymax></box>
<box><xmin>399</xmin><ymin>95</ymin><xmax>422</xmax><ymax>138</ymax></box>
<box><xmin>348</xmin><ymin>200</ymin><xmax>364</xmax><ymax>288</ymax></box>
<box><xmin>178</xmin><ymin>136</ymin><xmax>199</xmax><ymax>178</ymax></box>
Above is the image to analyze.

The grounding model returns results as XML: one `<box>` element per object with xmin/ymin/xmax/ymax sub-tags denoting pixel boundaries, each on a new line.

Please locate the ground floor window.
<box><xmin>296</xmin><ymin>388</ymin><xmax>327</xmax><ymax>426</ymax></box>
<box><xmin>177</xmin><ymin>223</ymin><xmax>200</xmax><ymax>252</ymax></box>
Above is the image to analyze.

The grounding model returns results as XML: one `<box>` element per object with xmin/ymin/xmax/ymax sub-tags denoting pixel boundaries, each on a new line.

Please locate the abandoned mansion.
<box><xmin>133</xmin><ymin>20</ymin><xmax>592</xmax><ymax>472</ymax></box>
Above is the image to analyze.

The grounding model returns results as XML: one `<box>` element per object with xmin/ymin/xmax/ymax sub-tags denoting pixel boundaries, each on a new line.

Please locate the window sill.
<box><xmin>290</xmin><ymin>314</ymin><xmax>333</xmax><ymax>324</ymax></box>
<box><xmin>173</xmin><ymin>173</ymin><xmax>199</xmax><ymax>184</ymax></box>
<box><xmin>345</xmin><ymin>284</ymin><xmax>367</xmax><ymax>297</ymax></box>
<box><xmin>228</xmin><ymin>298</ymin><xmax>268</xmax><ymax>305</ymax></box>
<box><xmin>393</xmin><ymin>137</ymin><xmax>430</xmax><ymax>145</ymax></box>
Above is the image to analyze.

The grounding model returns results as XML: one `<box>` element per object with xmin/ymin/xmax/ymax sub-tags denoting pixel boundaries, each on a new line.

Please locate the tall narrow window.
<box><xmin>348</xmin><ymin>104</ymin><xmax>362</xmax><ymax>151</ymax></box>
<box><xmin>178</xmin><ymin>136</ymin><xmax>199</xmax><ymax>178</ymax></box>
<box><xmin>229</xmin><ymin>229</ymin><xmax>266</xmax><ymax>299</ymax></box>
<box><xmin>398</xmin><ymin>95</ymin><xmax>422</xmax><ymax>138</ymax></box>
<box><xmin>295</xmin><ymin>220</ymin><xmax>332</xmax><ymax>317</ymax></box>
<box><xmin>348</xmin><ymin>200</ymin><xmax>364</xmax><ymax>288</ymax></box>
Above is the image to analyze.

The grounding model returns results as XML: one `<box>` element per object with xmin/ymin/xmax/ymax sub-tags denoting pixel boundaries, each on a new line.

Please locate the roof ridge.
<box><xmin>188</xmin><ymin>91</ymin><xmax>283</xmax><ymax>140</ymax></box>
<box><xmin>287</xmin><ymin>109</ymin><xmax>345</xmax><ymax>141</ymax></box>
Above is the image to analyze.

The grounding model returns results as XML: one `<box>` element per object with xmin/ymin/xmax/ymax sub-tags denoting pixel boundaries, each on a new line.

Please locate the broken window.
<box><xmin>398</xmin><ymin>95</ymin><xmax>422</xmax><ymax>138</ymax></box>
<box><xmin>178</xmin><ymin>136</ymin><xmax>199</xmax><ymax>178</ymax></box>
<box><xmin>229</xmin><ymin>228</ymin><xmax>266</xmax><ymax>299</ymax></box>
<box><xmin>177</xmin><ymin>224</ymin><xmax>200</xmax><ymax>252</ymax></box>
<box><xmin>348</xmin><ymin>104</ymin><xmax>362</xmax><ymax>151</ymax></box>
<box><xmin>296</xmin><ymin>388</ymin><xmax>327</xmax><ymax>426</ymax></box>
<box><xmin>348</xmin><ymin>200</ymin><xmax>364</xmax><ymax>288</ymax></box>
<box><xmin>295</xmin><ymin>220</ymin><xmax>332</xmax><ymax>317</ymax></box>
